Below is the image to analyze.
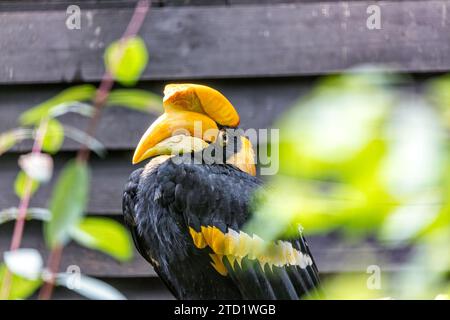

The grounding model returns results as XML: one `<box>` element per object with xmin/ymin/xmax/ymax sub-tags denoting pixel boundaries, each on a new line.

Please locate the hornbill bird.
<box><xmin>123</xmin><ymin>84</ymin><xmax>321</xmax><ymax>299</ymax></box>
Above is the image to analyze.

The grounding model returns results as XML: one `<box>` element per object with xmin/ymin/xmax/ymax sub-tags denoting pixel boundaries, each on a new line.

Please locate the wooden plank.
<box><xmin>1</xmin><ymin>1</ymin><xmax>450</xmax><ymax>84</ymax></box>
<box><xmin>0</xmin><ymin>220</ymin><xmax>156</xmax><ymax>277</ymax></box>
<box><xmin>0</xmin><ymin>153</ymin><xmax>134</xmax><ymax>214</ymax></box>
<box><xmin>0</xmin><ymin>0</ymin><xmax>383</xmax><ymax>12</ymax></box>
<box><xmin>0</xmin><ymin>79</ymin><xmax>307</xmax><ymax>152</ymax></box>
<box><xmin>0</xmin><ymin>219</ymin><xmax>413</xmax><ymax>277</ymax></box>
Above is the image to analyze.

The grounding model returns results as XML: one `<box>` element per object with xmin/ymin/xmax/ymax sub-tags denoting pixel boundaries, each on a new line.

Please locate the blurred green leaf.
<box><xmin>0</xmin><ymin>129</ymin><xmax>33</xmax><ymax>156</ymax></box>
<box><xmin>0</xmin><ymin>131</ymin><xmax>17</xmax><ymax>156</ymax></box>
<box><xmin>249</xmin><ymin>70</ymin><xmax>450</xmax><ymax>299</ymax></box>
<box><xmin>107</xmin><ymin>89</ymin><xmax>162</xmax><ymax>114</ymax></box>
<box><xmin>426</xmin><ymin>74</ymin><xmax>450</xmax><ymax>125</ymax></box>
<box><xmin>0</xmin><ymin>207</ymin><xmax>51</xmax><ymax>225</ymax></box>
<box><xmin>48</xmin><ymin>101</ymin><xmax>95</xmax><ymax>119</ymax></box>
<box><xmin>4</xmin><ymin>249</ymin><xmax>43</xmax><ymax>280</ymax></box>
<box><xmin>0</xmin><ymin>264</ymin><xmax>42</xmax><ymax>300</ymax></box>
<box><xmin>104</xmin><ymin>36</ymin><xmax>148</xmax><ymax>86</ymax></box>
<box><xmin>318</xmin><ymin>273</ymin><xmax>386</xmax><ymax>300</ymax></box>
<box><xmin>63</xmin><ymin>125</ymin><xmax>106</xmax><ymax>157</ymax></box>
<box><xmin>44</xmin><ymin>160</ymin><xmax>90</xmax><ymax>249</ymax></box>
<box><xmin>41</xmin><ymin>119</ymin><xmax>64</xmax><ymax>154</ymax></box>
<box><xmin>379</xmin><ymin>201</ymin><xmax>441</xmax><ymax>243</ymax></box>
<box><xmin>419</xmin><ymin>206</ymin><xmax>450</xmax><ymax>238</ymax></box>
<box><xmin>14</xmin><ymin>171</ymin><xmax>39</xmax><ymax>200</ymax></box>
<box><xmin>18</xmin><ymin>153</ymin><xmax>53</xmax><ymax>183</ymax></box>
<box><xmin>379</xmin><ymin>99</ymin><xmax>446</xmax><ymax>200</ymax></box>
<box><xmin>71</xmin><ymin>217</ymin><xmax>133</xmax><ymax>262</ymax></box>
<box><xmin>19</xmin><ymin>85</ymin><xmax>96</xmax><ymax>125</ymax></box>
<box><xmin>56</xmin><ymin>273</ymin><xmax>126</xmax><ymax>300</ymax></box>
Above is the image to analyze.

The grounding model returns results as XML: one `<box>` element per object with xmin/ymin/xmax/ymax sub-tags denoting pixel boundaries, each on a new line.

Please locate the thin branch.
<box><xmin>37</xmin><ymin>245</ymin><xmax>63</xmax><ymax>300</ymax></box>
<box><xmin>0</xmin><ymin>119</ymin><xmax>49</xmax><ymax>299</ymax></box>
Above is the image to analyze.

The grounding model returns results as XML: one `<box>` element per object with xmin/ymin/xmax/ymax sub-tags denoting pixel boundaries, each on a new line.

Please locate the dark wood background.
<box><xmin>0</xmin><ymin>0</ymin><xmax>445</xmax><ymax>299</ymax></box>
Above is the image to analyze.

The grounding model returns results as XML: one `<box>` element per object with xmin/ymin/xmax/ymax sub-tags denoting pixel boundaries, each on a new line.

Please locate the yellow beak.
<box><xmin>132</xmin><ymin>83</ymin><xmax>241</xmax><ymax>165</ymax></box>
<box><xmin>132</xmin><ymin>110</ymin><xmax>219</xmax><ymax>164</ymax></box>
<box><xmin>163</xmin><ymin>84</ymin><xmax>240</xmax><ymax>127</ymax></box>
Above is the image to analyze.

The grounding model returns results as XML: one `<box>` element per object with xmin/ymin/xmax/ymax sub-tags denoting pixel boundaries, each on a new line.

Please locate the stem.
<box><xmin>40</xmin><ymin>0</ymin><xmax>151</xmax><ymax>300</ymax></box>
<box><xmin>0</xmin><ymin>119</ymin><xmax>49</xmax><ymax>299</ymax></box>
<box><xmin>37</xmin><ymin>245</ymin><xmax>63</xmax><ymax>300</ymax></box>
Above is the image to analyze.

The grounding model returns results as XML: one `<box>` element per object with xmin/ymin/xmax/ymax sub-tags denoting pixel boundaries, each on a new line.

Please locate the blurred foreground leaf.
<box><xmin>107</xmin><ymin>89</ymin><xmax>162</xmax><ymax>114</ymax></box>
<box><xmin>426</xmin><ymin>74</ymin><xmax>450</xmax><ymax>126</ymax></box>
<box><xmin>56</xmin><ymin>273</ymin><xmax>126</xmax><ymax>300</ymax></box>
<box><xmin>19</xmin><ymin>85</ymin><xmax>96</xmax><ymax>125</ymax></box>
<box><xmin>41</xmin><ymin>119</ymin><xmax>64</xmax><ymax>154</ymax></box>
<box><xmin>63</xmin><ymin>125</ymin><xmax>106</xmax><ymax>157</ymax></box>
<box><xmin>0</xmin><ymin>129</ymin><xmax>33</xmax><ymax>156</ymax></box>
<box><xmin>0</xmin><ymin>207</ymin><xmax>51</xmax><ymax>224</ymax></box>
<box><xmin>71</xmin><ymin>217</ymin><xmax>133</xmax><ymax>262</ymax></box>
<box><xmin>0</xmin><ymin>264</ymin><xmax>42</xmax><ymax>300</ymax></box>
<box><xmin>44</xmin><ymin>160</ymin><xmax>90</xmax><ymax>248</ymax></box>
<box><xmin>4</xmin><ymin>249</ymin><xmax>43</xmax><ymax>280</ymax></box>
<box><xmin>14</xmin><ymin>171</ymin><xmax>39</xmax><ymax>200</ymax></box>
<box><xmin>105</xmin><ymin>36</ymin><xmax>148</xmax><ymax>86</ymax></box>
<box><xmin>18</xmin><ymin>153</ymin><xmax>53</xmax><ymax>183</ymax></box>
<box><xmin>319</xmin><ymin>273</ymin><xmax>386</xmax><ymax>300</ymax></box>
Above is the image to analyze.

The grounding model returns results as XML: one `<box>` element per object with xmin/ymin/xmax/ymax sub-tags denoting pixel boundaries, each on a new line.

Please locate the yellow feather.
<box><xmin>209</xmin><ymin>254</ymin><xmax>228</xmax><ymax>276</ymax></box>
<box><xmin>189</xmin><ymin>227</ymin><xmax>207</xmax><ymax>249</ymax></box>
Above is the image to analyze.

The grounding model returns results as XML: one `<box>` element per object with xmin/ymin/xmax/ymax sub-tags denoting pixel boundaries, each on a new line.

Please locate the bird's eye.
<box><xmin>219</xmin><ymin>132</ymin><xmax>228</xmax><ymax>147</ymax></box>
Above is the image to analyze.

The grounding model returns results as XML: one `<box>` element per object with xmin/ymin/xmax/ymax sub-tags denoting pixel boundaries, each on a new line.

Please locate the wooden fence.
<box><xmin>0</xmin><ymin>0</ymin><xmax>446</xmax><ymax>298</ymax></box>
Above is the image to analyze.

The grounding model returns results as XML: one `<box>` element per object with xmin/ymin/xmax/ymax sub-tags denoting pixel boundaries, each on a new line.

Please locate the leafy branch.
<box><xmin>0</xmin><ymin>0</ymin><xmax>159</xmax><ymax>300</ymax></box>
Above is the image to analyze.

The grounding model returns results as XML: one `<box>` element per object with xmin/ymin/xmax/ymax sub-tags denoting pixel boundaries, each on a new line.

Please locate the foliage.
<box><xmin>0</xmin><ymin>264</ymin><xmax>42</xmax><ymax>300</ymax></box>
<box><xmin>71</xmin><ymin>217</ymin><xmax>133</xmax><ymax>262</ymax></box>
<box><xmin>14</xmin><ymin>171</ymin><xmax>39</xmax><ymax>200</ymax></box>
<box><xmin>0</xmin><ymin>12</ymin><xmax>155</xmax><ymax>300</ymax></box>
<box><xmin>105</xmin><ymin>36</ymin><xmax>149</xmax><ymax>86</ymax></box>
<box><xmin>44</xmin><ymin>160</ymin><xmax>90</xmax><ymax>249</ymax></box>
<box><xmin>249</xmin><ymin>69</ymin><xmax>450</xmax><ymax>299</ymax></box>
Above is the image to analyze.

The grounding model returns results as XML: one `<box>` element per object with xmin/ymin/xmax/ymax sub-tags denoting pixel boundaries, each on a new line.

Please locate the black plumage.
<box><xmin>123</xmin><ymin>151</ymin><xmax>321</xmax><ymax>299</ymax></box>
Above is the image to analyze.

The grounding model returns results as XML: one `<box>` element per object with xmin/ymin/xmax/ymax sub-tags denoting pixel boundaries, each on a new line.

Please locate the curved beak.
<box><xmin>133</xmin><ymin>83</ymin><xmax>242</xmax><ymax>165</ymax></box>
<box><xmin>132</xmin><ymin>110</ymin><xmax>219</xmax><ymax>164</ymax></box>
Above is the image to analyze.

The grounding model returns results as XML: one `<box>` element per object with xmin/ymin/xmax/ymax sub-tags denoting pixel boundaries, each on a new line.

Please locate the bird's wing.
<box><xmin>167</xmin><ymin>160</ymin><xmax>322</xmax><ymax>299</ymax></box>
<box><xmin>122</xmin><ymin>167</ymin><xmax>180</xmax><ymax>297</ymax></box>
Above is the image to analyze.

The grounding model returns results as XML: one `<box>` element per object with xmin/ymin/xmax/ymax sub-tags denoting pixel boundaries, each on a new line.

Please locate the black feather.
<box><xmin>122</xmin><ymin>155</ymin><xmax>321</xmax><ymax>299</ymax></box>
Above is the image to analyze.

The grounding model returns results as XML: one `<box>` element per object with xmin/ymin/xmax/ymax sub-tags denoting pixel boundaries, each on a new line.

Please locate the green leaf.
<box><xmin>4</xmin><ymin>249</ymin><xmax>43</xmax><ymax>280</ymax></box>
<box><xmin>41</xmin><ymin>119</ymin><xmax>64</xmax><ymax>154</ymax></box>
<box><xmin>379</xmin><ymin>199</ymin><xmax>442</xmax><ymax>243</ymax></box>
<box><xmin>0</xmin><ymin>207</ymin><xmax>51</xmax><ymax>225</ymax></box>
<box><xmin>48</xmin><ymin>102</ymin><xmax>95</xmax><ymax>119</ymax></box>
<box><xmin>0</xmin><ymin>264</ymin><xmax>42</xmax><ymax>300</ymax></box>
<box><xmin>71</xmin><ymin>217</ymin><xmax>133</xmax><ymax>262</ymax></box>
<box><xmin>107</xmin><ymin>89</ymin><xmax>162</xmax><ymax>114</ymax></box>
<box><xmin>19</xmin><ymin>85</ymin><xmax>96</xmax><ymax>125</ymax></box>
<box><xmin>56</xmin><ymin>273</ymin><xmax>126</xmax><ymax>300</ymax></box>
<box><xmin>18</xmin><ymin>153</ymin><xmax>53</xmax><ymax>183</ymax></box>
<box><xmin>0</xmin><ymin>131</ymin><xmax>17</xmax><ymax>156</ymax></box>
<box><xmin>0</xmin><ymin>129</ymin><xmax>33</xmax><ymax>156</ymax></box>
<box><xmin>104</xmin><ymin>36</ymin><xmax>148</xmax><ymax>86</ymax></box>
<box><xmin>44</xmin><ymin>160</ymin><xmax>90</xmax><ymax>249</ymax></box>
<box><xmin>14</xmin><ymin>171</ymin><xmax>39</xmax><ymax>200</ymax></box>
<box><xmin>63</xmin><ymin>125</ymin><xmax>106</xmax><ymax>157</ymax></box>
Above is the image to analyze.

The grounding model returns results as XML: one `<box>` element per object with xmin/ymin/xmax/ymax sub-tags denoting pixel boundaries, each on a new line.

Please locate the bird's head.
<box><xmin>132</xmin><ymin>84</ymin><xmax>256</xmax><ymax>176</ymax></box>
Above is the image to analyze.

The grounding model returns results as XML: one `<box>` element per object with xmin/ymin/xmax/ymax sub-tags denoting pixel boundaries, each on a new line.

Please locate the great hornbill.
<box><xmin>123</xmin><ymin>84</ymin><xmax>321</xmax><ymax>299</ymax></box>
